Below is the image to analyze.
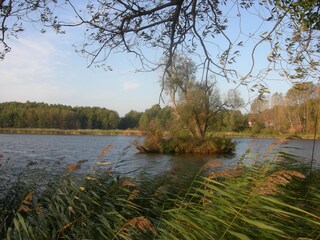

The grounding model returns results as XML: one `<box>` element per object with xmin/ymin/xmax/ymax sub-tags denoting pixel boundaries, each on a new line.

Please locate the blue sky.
<box><xmin>0</xmin><ymin>28</ymin><xmax>163</xmax><ymax>116</ymax></box>
<box><xmin>0</xmin><ymin>2</ymin><xmax>297</xmax><ymax>116</ymax></box>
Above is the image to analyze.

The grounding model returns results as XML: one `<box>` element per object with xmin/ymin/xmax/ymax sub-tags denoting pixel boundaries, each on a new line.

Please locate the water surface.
<box><xmin>0</xmin><ymin>134</ymin><xmax>319</xmax><ymax>199</ymax></box>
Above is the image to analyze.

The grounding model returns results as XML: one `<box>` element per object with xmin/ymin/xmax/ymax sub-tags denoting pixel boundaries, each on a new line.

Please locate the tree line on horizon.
<box><xmin>0</xmin><ymin>100</ymin><xmax>248</xmax><ymax>132</ymax></box>
<box><xmin>0</xmin><ymin>81</ymin><xmax>319</xmax><ymax>136</ymax></box>
<box><xmin>0</xmin><ymin>102</ymin><xmax>119</xmax><ymax>130</ymax></box>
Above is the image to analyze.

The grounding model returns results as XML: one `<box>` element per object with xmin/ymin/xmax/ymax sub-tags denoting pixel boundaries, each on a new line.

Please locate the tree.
<box><xmin>177</xmin><ymin>82</ymin><xmax>222</xmax><ymax>139</ymax></box>
<box><xmin>0</xmin><ymin>102</ymin><xmax>120</xmax><ymax>130</ymax></box>
<box><xmin>1</xmin><ymin>1</ymin><xmax>318</xmax><ymax>87</ymax></box>
<box><xmin>118</xmin><ymin>110</ymin><xmax>142</xmax><ymax>129</ymax></box>
<box><xmin>270</xmin><ymin>92</ymin><xmax>288</xmax><ymax>133</ymax></box>
<box><xmin>250</xmin><ymin>97</ymin><xmax>269</xmax><ymax>114</ymax></box>
<box><xmin>249</xmin><ymin>97</ymin><xmax>270</xmax><ymax>132</ymax></box>
<box><xmin>163</xmin><ymin>55</ymin><xmax>224</xmax><ymax>139</ymax></box>
<box><xmin>162</xmin><ymin>54</ymin><xmax>196</xmax><ymax>112</ymax></box>
<box><xmin>224</xmin><ymin>110</ymin><xmax>249</xmax><ymax>132</ymax></box>
<box><xmin>248</xmin><ymin>82</ymin><xmax>320</xmax><ymax>134</ymax></box>
<box><xmin>286</xmin><ymin>82</ymin><xmax>317</xmax><ymax>133</ymax></box>
<box><xmin>225</xmin><ymin>89</ymin><xmax>244</xmax><ymax>109</ymax></box>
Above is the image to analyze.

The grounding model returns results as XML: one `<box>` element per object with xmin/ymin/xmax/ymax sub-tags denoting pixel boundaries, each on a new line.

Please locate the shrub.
<box><xmin>141</xmin><ymin>132</ymin><xmax>236</xmax><ymax>154</ymax></box>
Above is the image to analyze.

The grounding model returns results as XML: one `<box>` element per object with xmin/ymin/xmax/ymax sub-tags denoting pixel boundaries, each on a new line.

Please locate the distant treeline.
<box><xmin>0</xmin><ymin>102</ymin><xmax>119</xmax><ymax>129</ymax></box>
<box><xmin>1</xmin><ymin>81</ymin><xmax>319</xmax><ymax>137</ymax></box>
<box><xmin>0</xmin><ymin>101</ymin><xmax>249</xmax><ymax>132</ymax></box>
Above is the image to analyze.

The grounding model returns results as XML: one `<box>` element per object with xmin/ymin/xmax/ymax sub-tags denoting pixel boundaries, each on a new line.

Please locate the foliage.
<box><xmin>118</xmin><ymin>110</ymin><xmax>143</xmax><ymax>130</ymax></box>
<box><xmin>138</xmin><ymin>105</ymin><xmax>173</xmax><ymax>131</ymax></box>
<box><xmin>136</xmin><ymin>55</ymin><xmax>244</xmax><ymax>153</ymax></box>
<box><xmin>209</xmin><ymin>110</ymin><xmax>249</xmax><ymax>132</ymax></box>
<box><xmin>162</xmin><ymin>55</ymin><xmax>244</xmax><ymax>140</ymax></box>
<box><xmin>158</xmin><ymin>164</ymin><xmax>319</xmax><ymax>239</ymax></box>
<box><xmin>0</xmin><ymin>101</ymin><xmax>120</xmax><ymax>130</ymax></box>
<box><xmin>142</xmin><ymin>130</ymin><xmax>236</xmax><ymax>154</ymax></box>
<box><xmin>163</xmin><ymin>55</ymin><xmax>222</xmax><ymax>139</ymax></box>
<box><xmin>275</xmin><ymin>0</ymin><xmax>320</xmax><ymax>80</ymax></box>
<box><xmin>2</xmin><ymin>143</ymin><xmax>320</xmax><ymax>239</ymax></box>
<box><xmin>1</xmin><ymin>0</ymin><xmax>318</xmax><ymax>87</ymax></box>
<box><xmin>249</xmin><ymin>82</ymin><xmax>320</xmax><ymax>135</ymax></box>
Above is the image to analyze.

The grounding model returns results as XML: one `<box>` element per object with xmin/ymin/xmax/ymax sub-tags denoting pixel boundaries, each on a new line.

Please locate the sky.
<box><xmin>0</xmin><ymin>2</ymin><xmax>298</xmax><ymax>116</ymax></box>
<box><xmin>0</xmin><ymin>29</ymin><xmax>163</xmax><ymax>116</ymax></box>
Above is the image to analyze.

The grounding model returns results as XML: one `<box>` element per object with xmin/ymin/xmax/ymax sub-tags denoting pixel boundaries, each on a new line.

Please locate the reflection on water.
<box><xmin>0</xmin><ymin>134</ymin><xmax>319</xmax><ymax>199</ymax></box>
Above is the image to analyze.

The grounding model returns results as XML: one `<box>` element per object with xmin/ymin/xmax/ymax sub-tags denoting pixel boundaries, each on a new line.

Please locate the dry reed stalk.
<box><xmin>22</xmin><ymin>192</ymin><xmax>34</xmax><ymax>205</ymax></box>
<box><xmin>18</xmin><ymin>192</ymin><xmax>35</xmax><ymax>213</ymax></box>
<box><xmin>66</xmin><ymin>163</ymin><xmax>81</xmax><ymax>173</ymax></box>
<box><xmin>35</xmin><ymin>203</ymin><xmax>44</xmax><ymax>218</ymax></box>
<box><xmin>68</xmin><ymin>206</ymin><xmax>75</xmax><ymax>214</ymax></box>
<box><xmin>121</xmin><ymin>179</ymin><xmax>136</xmax><ymax>187</ymax></box>
<box><xmin>202</xmin><ymin>160</ymin><xmax>221</xmax><ymax>171</ymax></box>
<box><xmin>19</xmin><ymin>205</ymin><xmax>31</xmax><ymax>213</ymax></box>
<box><xmin>124</xmin><ymin>216</ymin><xmax>156</xmax><ymax>235</ymax></box>
<box><xmin>66</xmin><ymin>159</ymin><xmax>88</xmax><ymax>173</ymax></box>
<box><xmin>154</xmin><ymin>185</ymin><xmax>169</xmax><ymax>196</ymax></box>
<box><xmin>95</xmin><ymin>161</ymin><xmax>112</xmax><ymax>165</ymax></box>
<box><xmin>262</xmin><ymin>139</ymin><xmax>283</xmax><ymax>157</ymax></box>
<box><xmin>208</xmin><ymin>169</ymin><xmax>242</xmax><ymax>179</ymax></box>
<box><xmin>257</xmin><ymin>170</ymin><xmax>305</xmax><ymax>195</ymax></box>
<box><xmin>128</xmin><ymin>190</ymin><xmax>140</xmax><ymax>201</ymax></box>
<box><xmin>247</xmin><ymin>139</ymin><xmax>257</xmax><ymax>152</ymax></box>
<box><xmin>97</xmin><ymin>144</ymin><xmax>113</xmax><ymax>159</ymax></box>
<box><xmin>85</xmin><ymin>176</ymin><xmax>97</xmax><ymax>181</ymax></box>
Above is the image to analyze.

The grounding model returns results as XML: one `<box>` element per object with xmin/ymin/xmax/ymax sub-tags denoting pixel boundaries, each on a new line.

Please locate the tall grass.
<box><xmin>2</xmin><ymin>141</ymin><xmax>320</xmax><ymax>239</ymax></box>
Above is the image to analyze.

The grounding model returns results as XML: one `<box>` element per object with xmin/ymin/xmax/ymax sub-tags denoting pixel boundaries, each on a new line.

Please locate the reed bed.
<box><xmin>0</xmin><ymin>128</ymin><xmax>145</xmax><ymax>136</ymax></box>
<box><xmin>1</xmin><ymin>142</ymin><xmax>320</xmax><ymax>239</ymax></box>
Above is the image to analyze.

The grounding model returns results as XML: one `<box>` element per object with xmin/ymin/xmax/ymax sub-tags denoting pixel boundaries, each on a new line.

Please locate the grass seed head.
<box><xmin>257</xmin><ymin>170</ymin><xmax>305</xmax><ymax>195</ymax></box>
<box><xmin>126</xmin><ymin>216</ymin><xmax>156</xmax><ymax>235</ymax></box>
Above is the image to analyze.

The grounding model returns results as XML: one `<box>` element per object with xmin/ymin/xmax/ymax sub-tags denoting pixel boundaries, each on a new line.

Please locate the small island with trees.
<box><xmin>1</xmin><ymin>77</ymin><xmax>319</xmax><ymax>154</ymax></box>
<box><xmin>0</xmin><ymin>0</ymin><xmax>320</xmax><ymax>239</ymax></box>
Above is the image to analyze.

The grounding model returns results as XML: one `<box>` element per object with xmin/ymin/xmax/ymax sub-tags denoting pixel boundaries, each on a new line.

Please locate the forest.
<box><xmin>0</xmin><ymin>102</ymin><xmax>120</xmax><ymax>130</ymax></box>
<box><xmin>0</xmin><ymin>82</ymin><xmax>319</xmax><ymax>137</ymax></box>
<box><xmin>0</xmin><ymin>0</ymin><xmax>320</xmax><ymax>239</ymax></box>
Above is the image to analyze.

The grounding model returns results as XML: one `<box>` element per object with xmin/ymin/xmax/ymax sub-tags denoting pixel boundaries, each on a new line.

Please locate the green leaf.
<box><xmin>13</xmin><ymin>218</ymin><xmax>22</xmax><ymax>239</ymax></box>
<box><xmin>242</xmin><ymin>217</ymin><xmax>284</xmax><ymax>234</ymax></box>
<box><xmin>228</xmin><ymin>230</ymin><xmax>251</xmax><ymax>240</ymax></box>
<box><xmin>261</xmin><ymin>196</ymin><xmax>320</xmax><ymax>221</ymax></box>
<box><xmin>6</xmin><ymin>227</ymin><xmax>13</xmax><ymax>240</ymax></box>
<box><xmin>17</xmin><ymin>213</ymin><xmax>29</xmax><ymax>237</ymax></box>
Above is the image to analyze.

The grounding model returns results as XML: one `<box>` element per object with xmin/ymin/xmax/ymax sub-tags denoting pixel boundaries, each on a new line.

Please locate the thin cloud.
<box><xmin>0</xmin><ymin>35</ymin><xmax>67</xmax><ymax>103</ymax></box>
<box><xmin>122</xmin><ymin>80</ymin><xmax>140</xmax><ymax>91</ymax></box>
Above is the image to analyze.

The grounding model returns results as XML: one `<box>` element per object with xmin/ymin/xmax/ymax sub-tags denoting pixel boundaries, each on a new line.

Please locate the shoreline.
<box><xmin>0</xmin><ymin>128</ymin><xmax>318</xmax><ymax>140</ymax></box>
<box><xmin>211</xmin><ymin>131</ymin><xmax>320</xmax><ymax>140</ymax></box>
<box><xmin>0</xmin><ymin>128</ymin><xmax>145</xmax><ymax>136</ymax></box>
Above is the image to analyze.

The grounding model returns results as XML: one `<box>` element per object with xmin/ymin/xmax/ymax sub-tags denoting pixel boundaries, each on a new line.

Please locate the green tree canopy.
<box><xmin>0</xmin><ymin>102</ymin><xmax>120</xmax><ymax>130</ymax></box>
<box><xmin>118</xmin><ymin>110</ymin><xmax>143</xmax><ymax>129</ymax></box>
<box><xmin>162</xmin><ymin>55</ymin><xmax>245</xmax><ymax>139</ymax></box>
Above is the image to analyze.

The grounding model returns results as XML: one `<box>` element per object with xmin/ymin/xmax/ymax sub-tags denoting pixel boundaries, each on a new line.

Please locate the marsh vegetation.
<box><xmin>1</xmin><ymin>137</ymin><xmax>319</xmax><ymax>239</ymax></box>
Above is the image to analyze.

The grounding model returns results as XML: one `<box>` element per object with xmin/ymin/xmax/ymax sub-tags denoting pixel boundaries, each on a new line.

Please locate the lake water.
<box><xmin>0</xmin><ymin>134</ymin><xmax>319</xmax><ymax>199</ymax></box>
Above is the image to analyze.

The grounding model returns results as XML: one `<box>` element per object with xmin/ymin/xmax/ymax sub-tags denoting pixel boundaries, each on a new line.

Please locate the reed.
<box><xmin>0</xmin><ymin>128</ymin><xmax>145</xmax><ymax>136</ymax></box>
<box><xmin>2</xmin><ymin>142</ymin><xmax>320</xmax><ymax>239</ymax></box>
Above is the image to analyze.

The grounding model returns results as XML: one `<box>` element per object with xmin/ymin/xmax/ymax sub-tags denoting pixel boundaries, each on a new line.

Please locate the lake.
<box><xmin>0</xmin><ymin>134</ymin><xmax>319</xmax><ymax>200</ymax></box>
